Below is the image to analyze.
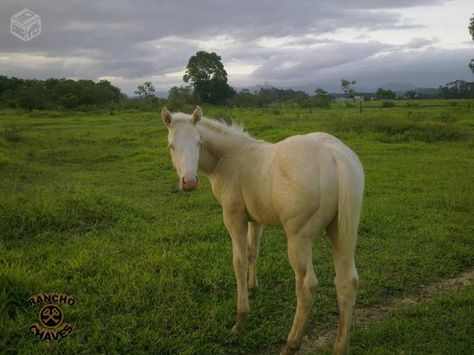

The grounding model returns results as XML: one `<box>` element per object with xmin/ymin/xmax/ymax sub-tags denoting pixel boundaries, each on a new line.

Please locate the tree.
<box><xmin>313</xmin><ymin>88</ymin><xmax>331</xmax><ymax>107</ymax></box>
<box><xmin>341</xmin><ymin>79</ymin><xmax>356</xmax><ymax>99</ymax></box>
<box><xmin>469</xmin><ymin>14</ymin><xmax>474</xmax><ymax>73</ymax></box>
<box><xmin>232</xmin><ymin>89</ymin><xmax>258</xmax><ymax>107</ymax></box>
<box><xmin>405</xmin><ymin>90</ymin><xmax>417</xmax><ymax>99</ymax></box>
<box><xmin>16</xmin><ymin>80</ymin><xmax>46</xmax><ymax>111</ymax></box>
<box><xmin>168</xmin><ymin>85</ymin><xmax>194</xmax><ymax>108</ymax></box>
<box><xmin>469</xmin><ymin>13</ymin><xmax>474</xmax><ymax>41</ymax></box>
<box><xmin>0</xmin><ymin>76</ymin><xmax>122</xmax><ymax>109</ymax></box>
<box><xmin>376</xmin><ymin>88</ymin><xmax>396</xmax><ymax>100</ymax></box>
<box><xmin>439</xmin><ymin>80</ymin><xmax>474</xmax><ymax>99</ymax></box>
<box><xmin>95</xmin><ymin>79</ymin><xmax>122</xmax><ymax>104</ymax></box>
<box><xmin>183</xmin><ymin>51</ymin><xmax>235</xmax><ymax>104</ymax></box>
<box><xmin>135</xmin><ymin>81</ymin><xmax>155</xmax><ymax>99</ymax></box>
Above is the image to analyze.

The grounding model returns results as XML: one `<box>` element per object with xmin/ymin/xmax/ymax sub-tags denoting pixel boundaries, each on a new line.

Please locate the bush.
<box><xmin>331</xmin><ymin>116</ymin><xmax>466</xmax><ymax>143</ymax></box>
<box><xmin>269</xmin><ymin>103</ymin><xmax>282</xmax><ymax>115</ymax></box>
<box><xmin>2</xmin><ymin>123</ymin><xmax>22</xmax><ymax>143</ymax></box>
<box><xmin>379</xmin><ymin>122</ymin><xmax>464</xmax><ymax>143</ymax></box>
<box><xmin>381</xmin><ymin>101</ymin><xmax>396</xmax><ymax>108</ymax></box>
<box><xmin>167</xmin><ymin>86</ymin><xmax>195</xmax><ymax>111</ymax></box>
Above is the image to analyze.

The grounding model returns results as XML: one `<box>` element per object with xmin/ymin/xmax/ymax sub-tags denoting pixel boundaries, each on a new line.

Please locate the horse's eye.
<box><xmin>168</xmin><ymin>144</ymin><xmax>174</xmax><ymax>150</ymax></box>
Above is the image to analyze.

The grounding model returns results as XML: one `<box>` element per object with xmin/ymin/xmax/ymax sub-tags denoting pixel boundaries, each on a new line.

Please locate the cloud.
<box><xmin>251</xmin><ymin>41</ymin><xmax>396</xmax><ymax>83</ymax></box>
<box><xmin>0</xmin><ymin>0</ymin><xmax>470</xmax><ymax>94</ymax></box>
<box><xmin>292</xmin><ymin>47</ymin><xmax>474</xmax><ymax>90</ymax></box>
<box><xmin>406</xmin><ymin>37</ymin><xmax>435</xmax><ymax>48</ymax></box>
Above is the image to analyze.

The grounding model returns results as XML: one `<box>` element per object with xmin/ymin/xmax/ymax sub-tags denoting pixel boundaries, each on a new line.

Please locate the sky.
<box><xmin>0</xmin><ymin>0</ymin><xmax>473</xmax><ymax>95</ymax></box>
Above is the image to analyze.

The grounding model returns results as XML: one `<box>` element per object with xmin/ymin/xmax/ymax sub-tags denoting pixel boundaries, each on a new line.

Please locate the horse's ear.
<box><xmin>192</xmin><ymin>105</ymin><xmax>202</xmax><ymax>124</ymax></box>
<box><xmin>161</xmin><ymin>107</ymin><xmax>172</xmax><ymax>127</ymax></box>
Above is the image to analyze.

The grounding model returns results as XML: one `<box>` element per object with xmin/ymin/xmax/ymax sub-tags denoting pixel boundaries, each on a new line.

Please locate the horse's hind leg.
<box><xmin>281</xmin><ymin>224</ymin><xmax>322</xmax><ymax>355</ymax></box>
<box><xmin>248</xmin><ymin>222</ymin><xmax>263</xmax><ymax>298</ymax></box>
<box><xmin>328</xmin><ymin>219</ymin><xmax>359</xmax><ymax>355</ymax></box>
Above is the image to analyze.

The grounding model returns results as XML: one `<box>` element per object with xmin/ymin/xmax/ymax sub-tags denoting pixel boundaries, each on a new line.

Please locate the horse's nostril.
<box><xmin>182</xmin><ymin>176</ymin><xmax>198</xmax><ymax>188</ymax></box>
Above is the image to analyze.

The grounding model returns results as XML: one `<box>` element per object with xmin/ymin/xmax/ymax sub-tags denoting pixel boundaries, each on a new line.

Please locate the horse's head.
<box><xmin>162</xmin><ymin>106</ymin><xmax>202</xmax><ymax>192</ymax></box>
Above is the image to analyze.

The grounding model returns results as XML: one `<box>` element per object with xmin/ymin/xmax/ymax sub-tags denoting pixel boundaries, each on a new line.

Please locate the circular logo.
<box><xmin>39</xmin><ymin>305</ymin><xmax>63</xmax><ymax>328</ymax></box>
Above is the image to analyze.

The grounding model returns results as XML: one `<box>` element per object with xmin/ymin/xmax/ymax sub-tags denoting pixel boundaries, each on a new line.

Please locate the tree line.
<box><xmin>438</xmin><ymin>80</ymin><xmax>474</xmax><ymax>99</ymax></box>
<box><xmin>0</xmin><ymin>76</ymin><xmax>122</xmax><ymax>111</ymax></box>
<box><xmin>168</xmin><ymin>85</ymin><xmax>333</xmax><ymax>108</ymax></box>
<box><xmin>1</xmin><ymin>47</ymin><xmax>473</xmax><ymax>111</ymax></box>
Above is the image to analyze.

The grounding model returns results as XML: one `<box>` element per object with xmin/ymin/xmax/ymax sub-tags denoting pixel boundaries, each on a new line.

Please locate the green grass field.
<box><xmin>1</xmin><ymin>100</ymin><xmax>473</xmax><ymax>354</ymax></box>
<box><xmin>349</xmin><ymin>284</ymin><xmax>474</xmax><ymax>355</ymax></box>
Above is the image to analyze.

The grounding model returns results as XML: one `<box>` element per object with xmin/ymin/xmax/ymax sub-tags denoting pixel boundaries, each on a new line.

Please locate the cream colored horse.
<box><xmin>161</xmin><ymin>106</ymin><xmax>364</xmax><ymax>355</ymax></box>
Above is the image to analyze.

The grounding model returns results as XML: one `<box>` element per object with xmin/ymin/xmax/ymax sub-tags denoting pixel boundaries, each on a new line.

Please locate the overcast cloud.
<box><xmin>0</xmin><ymin>0</ymin><xmax>472</xmax><ymax>95</ymax></box>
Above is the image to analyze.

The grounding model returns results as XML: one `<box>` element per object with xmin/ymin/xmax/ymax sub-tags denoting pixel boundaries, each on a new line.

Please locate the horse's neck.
<box><xmin>197</xmin><ymin>125</ymin><xmax>253</xmax><ymax>175</ymax></box>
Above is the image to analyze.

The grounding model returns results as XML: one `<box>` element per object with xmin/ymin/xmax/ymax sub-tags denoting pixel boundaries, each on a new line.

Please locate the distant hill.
<box><xmin>377</xmin><ymin>82</ymin><xmax>418</xmax><ymax>92</ymax></box>
<box><xmin>415</xmin><ymin>87</ymin><xmax>439</xmax><ymax>96</ymax></box>
<box><xmin>155</xmin><ymin>90</ymin><xmax>169</xmax><ymax>99</ymax></box>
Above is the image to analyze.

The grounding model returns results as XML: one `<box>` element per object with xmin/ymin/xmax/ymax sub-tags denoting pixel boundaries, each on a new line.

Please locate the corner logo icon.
<box><xmin>10</xmin><ymin>9</ymin><xmax>41</xmax><ymax>41</ymax></box>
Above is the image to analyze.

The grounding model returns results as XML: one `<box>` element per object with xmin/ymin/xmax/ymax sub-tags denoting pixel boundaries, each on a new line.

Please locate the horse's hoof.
<box><xmin>280</xmin><ymin>344</ymin><xmax>299</xmax><ymax>355</ymax></box>
<box><xmin>231</xmin><ymin>323</ymin><xmax>243</xmax><ymax>333</ymax></box>
<box><xmin>231</xmin><ymin>312</ymin><xmax>247</xmax><ymax>333</ymax></box>
<box><xmin>333</xmin><ymin>343</ymin><xmax>349</xmax><ymax>355</ymax></box>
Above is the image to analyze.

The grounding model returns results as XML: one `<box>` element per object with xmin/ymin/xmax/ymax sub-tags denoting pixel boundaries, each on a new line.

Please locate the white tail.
<box><xmin>336</xmin><ymin>154</ymin><xmax>364</xmax><ymax>253</ymax></box>
<box><xmin>331</xmin><ymin>153</ymin><xmax>364</xmax><ymax>354</ymax></box>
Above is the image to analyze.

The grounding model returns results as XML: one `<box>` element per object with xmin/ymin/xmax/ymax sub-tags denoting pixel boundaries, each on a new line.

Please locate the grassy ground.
<box><xmin>0</xmin><ymin>100</ymin><xmax>473</xmax><ymax>353</ymax></box>
<box><xmin>349</xmin><ymin>285</ymin><xmax>474</xmax><ymax>354</ymax></box>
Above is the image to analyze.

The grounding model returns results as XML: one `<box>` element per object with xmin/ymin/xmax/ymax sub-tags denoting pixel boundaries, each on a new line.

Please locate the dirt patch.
<box><xmin>299</xmin><ymin>269</ymin><xmax>474</xmax><ymax>354</ymax></box>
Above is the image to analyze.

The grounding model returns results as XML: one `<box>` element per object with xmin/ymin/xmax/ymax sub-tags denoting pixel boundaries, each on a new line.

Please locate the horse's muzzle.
<box><xmin>180</xmin><ymin>176</ymin><xmax>198</xmax><ymax>192</ymax></box>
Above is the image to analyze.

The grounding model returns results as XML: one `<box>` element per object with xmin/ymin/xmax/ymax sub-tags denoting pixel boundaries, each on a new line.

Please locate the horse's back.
<box><xmin>277</xmin><ymin>132</ymin><xmax>362</xmax><ymax>177</ymax></box>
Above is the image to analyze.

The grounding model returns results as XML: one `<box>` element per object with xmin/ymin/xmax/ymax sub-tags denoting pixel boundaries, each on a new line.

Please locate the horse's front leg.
<box><xmin>223</xmin><ymin>206</ymin><xmax>249</xmax><ymax>332</ymax></box>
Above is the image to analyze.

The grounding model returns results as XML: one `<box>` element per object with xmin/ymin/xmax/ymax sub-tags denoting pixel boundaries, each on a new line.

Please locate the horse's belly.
<box><xmin>243</xmin><ymin>192</ymin><xmax>280</xmax><ymax>225</ymax></box>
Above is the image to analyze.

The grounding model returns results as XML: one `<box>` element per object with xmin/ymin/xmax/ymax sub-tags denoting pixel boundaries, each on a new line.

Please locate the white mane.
<box><xmin>171</xmin><ymin>112</ymin><xmax>252</xmax><ymax>140</ymax></box>
<box><xmin>199</xmin><ymin>117</ymin><xmax>251</xmax><ymax>139</ymax></box>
